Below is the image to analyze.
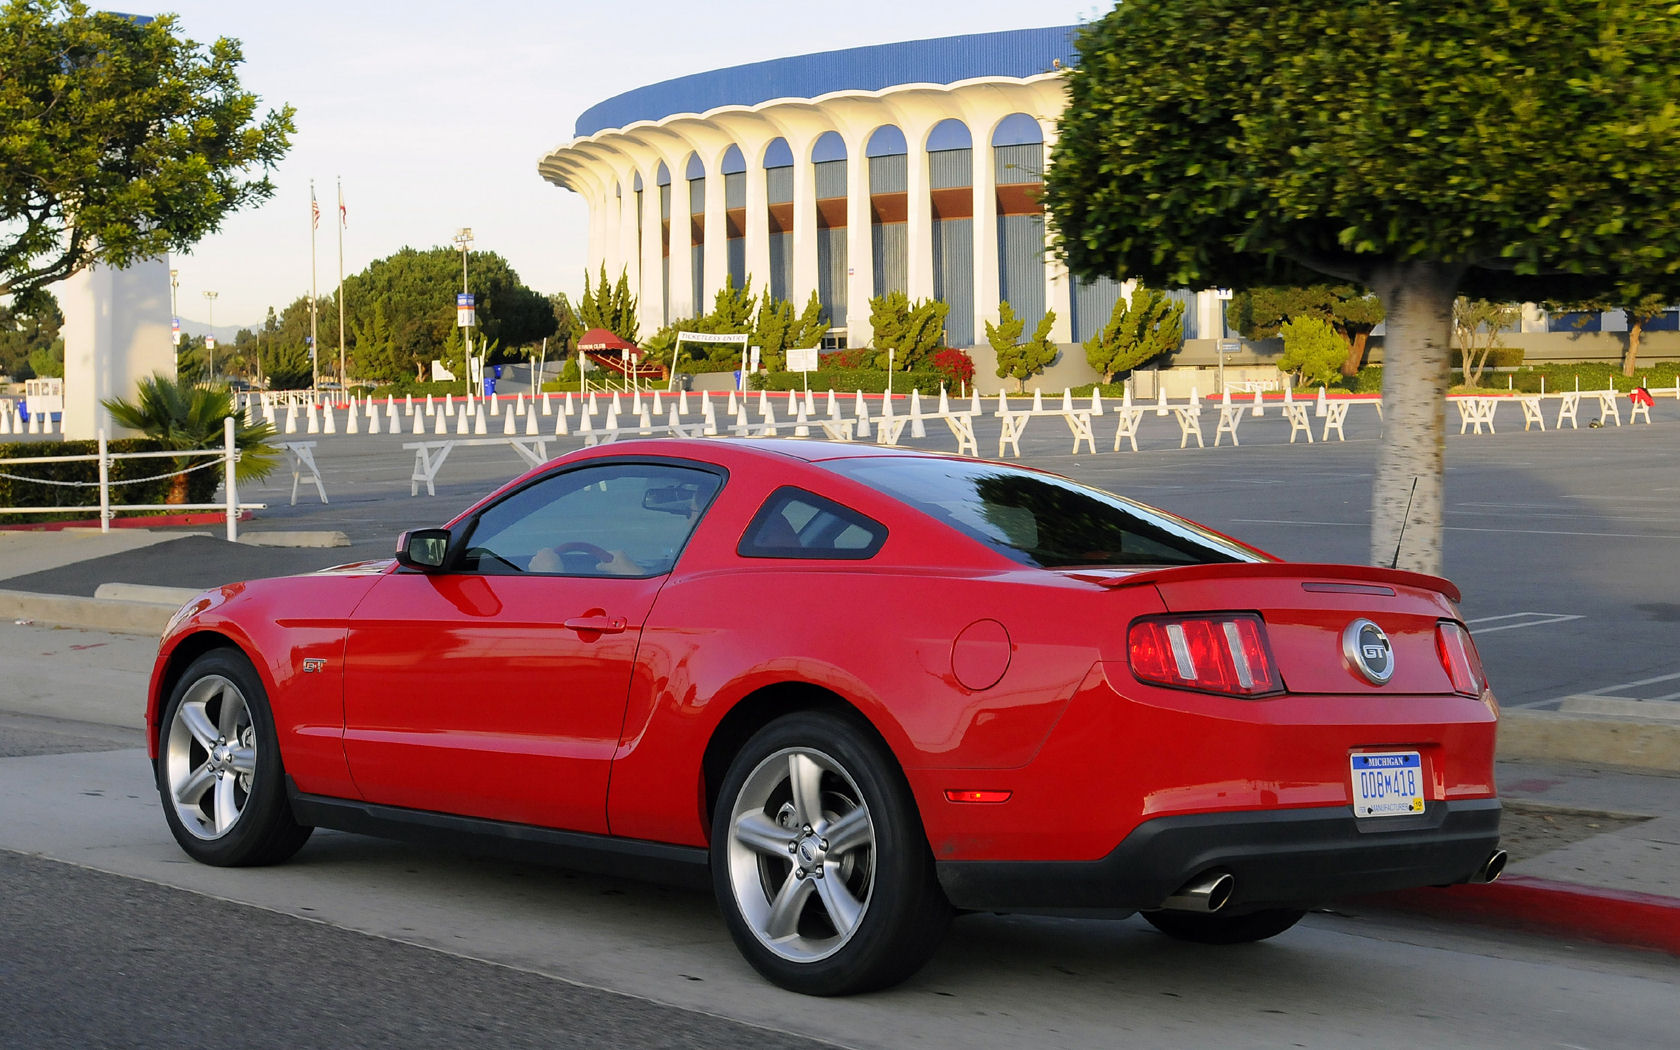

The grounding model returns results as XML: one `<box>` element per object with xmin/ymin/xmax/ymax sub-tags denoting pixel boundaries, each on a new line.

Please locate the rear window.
<box><xmin>823</xmin><ymin>458</ymin><xmax>1261</xmax><ymax>569</ymax></box>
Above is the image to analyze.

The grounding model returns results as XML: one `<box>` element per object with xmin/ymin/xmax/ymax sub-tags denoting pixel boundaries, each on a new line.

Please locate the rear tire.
<box><xmin>1143</xmin><ymin>907</ymin><xmax>1306</xmax><ymax>944</ymax></box>
<box><xmin>157</xmin><ymin>649</ymin><xmax>312</xmax><ymax>866</ymax></box>
<box><xmin>711</xmin><ymin>710</ymin><xmax>950</xmax><ymax>995</ymax></box>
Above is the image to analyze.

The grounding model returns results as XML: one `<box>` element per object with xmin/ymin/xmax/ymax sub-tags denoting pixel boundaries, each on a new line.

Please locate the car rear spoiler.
<box><xmin>1091</xmin><ymin>561</ymin><xmax>1461</xmax><ymax>604</ymax></box>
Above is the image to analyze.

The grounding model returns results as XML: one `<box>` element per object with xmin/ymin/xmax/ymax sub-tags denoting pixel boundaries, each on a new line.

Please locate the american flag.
<box><xmin>311</xmin><ymin>189</ymin><xmax>320</xmax><ymax>230</ymax></box>
<box><xmin>338</xmin><ymin>185</ymin><xmax>347</xmax><ymax>228</ymax></box>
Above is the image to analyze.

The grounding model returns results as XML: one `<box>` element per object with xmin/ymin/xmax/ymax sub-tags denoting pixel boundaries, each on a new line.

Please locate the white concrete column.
<box><xmin>1196</xmin><ymin>290</ymin><xmax>1224</xmax><ymax>342</ymax></box>
<box><xmin>667</xmin><ymin>170</ymin><xmax>695</xmax><ymax>320</ymax></box>
<box><xmin>744</xmin><ymin>138</ymin><xmax>772</xmax><ymax>296</ymax></box>
<box><xmin>1039</xmin><ymin>121</ymin><xmax>1073</xmax><ymax>343</ymax></box>
<box><xmin>639</xmin><ymin>169</ymin><xmax>666</xmax><ymax>337</ymax></box>
<box><xmin>61</xmin><ymin>256</ymin><xmax>176</xmax><ymax>440</ymax></box>
<box><xmin>616</xmin><ymin>175</ymin><xmax>639</xmax><ymax>292</ymax></box>
<box><xmin>905</xmin><ymin>124</ymin><xmax>935</xmax><ymax>303</ymax></box>
<box><xmin>790</xmin><ymin>138</ymin><xmax>820</xmax><ymax>309</ymax></box>
<box><xmin>702</xmin><ymin>150</ymin><xmax>728</xmax><ymax>306</ymax></box>
<box><xmin>971</xmin><ymin>131</ymin><xmax>999</xmax><ymax>348</ymax></box>
<box><xmin>845</xmin><ymin>133</ymin><xmax>875</xmax><ymax>347</ymax></box>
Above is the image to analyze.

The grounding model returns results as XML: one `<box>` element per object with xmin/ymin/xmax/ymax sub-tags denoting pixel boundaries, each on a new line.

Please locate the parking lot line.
<box><xmin>1466</xmin><ymin>613</ymin><xmax>1584</xmax><ymax>634</ymax></box>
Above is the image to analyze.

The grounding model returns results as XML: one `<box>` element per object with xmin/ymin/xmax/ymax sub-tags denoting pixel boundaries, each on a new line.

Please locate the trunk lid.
<box><xmin>1096</xmin><ymin>562</ymin><xmax>1465</xmax><ymax>696</ymax></box>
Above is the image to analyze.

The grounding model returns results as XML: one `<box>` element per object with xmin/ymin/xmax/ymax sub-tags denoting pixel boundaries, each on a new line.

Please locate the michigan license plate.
<box><xmin>1351</xmin><ymin>751</ymin><xmax>1424</xmax><ymax>818</ymax></box>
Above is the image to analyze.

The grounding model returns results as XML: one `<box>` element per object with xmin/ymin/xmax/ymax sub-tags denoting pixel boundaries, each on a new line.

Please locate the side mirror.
<box><xmin>395</xmin><ymin>528</ymin><xmax>450</xmax><ymax>571</ymax></box>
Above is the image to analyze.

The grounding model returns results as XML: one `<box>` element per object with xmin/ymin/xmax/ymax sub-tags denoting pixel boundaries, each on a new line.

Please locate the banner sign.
<box><xmin>787</xmin><ymin>346</ymin><xmax>819</xmax><ymax>372</ymax></box>
<box><xmin>457</xmin><ymin>293</ymin><xmax>476</xmax><ymax>328</ymax></box>
<box><xmin>675</xmin><ymin>331</ymin><xmax>748</xmax><ymax>345</ymax></box>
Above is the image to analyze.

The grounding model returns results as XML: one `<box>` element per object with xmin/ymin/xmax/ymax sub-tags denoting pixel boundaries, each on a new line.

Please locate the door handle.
<box><xmin>562</xmin><ymin>614</ymin><xmax>627</xmax><ymax>634</ymax></box>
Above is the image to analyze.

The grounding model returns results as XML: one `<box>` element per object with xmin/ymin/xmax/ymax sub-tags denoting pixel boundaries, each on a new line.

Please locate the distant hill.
<box><xmin>174</xmin><ymin>318</ymin><xmax>256</xmax><ymax>344</ymax></box>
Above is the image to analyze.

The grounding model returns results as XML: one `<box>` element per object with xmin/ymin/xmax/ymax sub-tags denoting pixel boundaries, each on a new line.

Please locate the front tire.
<box><xmin>1142</xmin><ymin>907</ymin><xmax>1306</xmax><ymax>944</ymax></box>
<box><xmin>157</xmin><ymin>648</ymin><xmax>311</xmax><ymax>866</ymax></box>
<box><xmin>711</xmin><ymin>710</ymin><xmax>950</xmax><ymax>995</ymax></box>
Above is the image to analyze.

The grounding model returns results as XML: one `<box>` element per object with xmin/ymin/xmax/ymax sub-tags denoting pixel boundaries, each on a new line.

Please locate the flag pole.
<box><xmin>309</xmin><ymin>179</ymin><xmax>320</xmax><ymax>393</ymax></box>
<box><xmin>336</xmin><ymin>176</ymin><xmax>346</xmax><ymax>386</ymax></box>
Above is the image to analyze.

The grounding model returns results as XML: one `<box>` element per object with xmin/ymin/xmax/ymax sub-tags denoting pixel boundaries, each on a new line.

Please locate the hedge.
<box><xmin>748</xmin><ymin>369</ymin><xmax>951</xmax><ymax>394</ymax></box>
<box><xmin>0</xmin><ymin>438</ymin><xmax>221</xmax><ymax>524</ymax></box>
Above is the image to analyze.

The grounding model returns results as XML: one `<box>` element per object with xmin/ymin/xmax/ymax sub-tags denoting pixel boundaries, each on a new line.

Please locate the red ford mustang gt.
<box><xmin>147</xmin><ymin>438</ymin><xmax>1502</xmax><ymax>995</ymax></box>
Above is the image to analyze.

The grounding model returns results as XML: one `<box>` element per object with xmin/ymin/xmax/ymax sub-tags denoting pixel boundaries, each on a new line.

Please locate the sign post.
<box><xmin>1216</xmin><ymin>339</ymin><xmax>1239</xmax><ymax>394</ymax></box>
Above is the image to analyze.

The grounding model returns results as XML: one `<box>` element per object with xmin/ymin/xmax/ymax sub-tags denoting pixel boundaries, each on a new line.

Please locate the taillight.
<box><xmin>1128</xmin><ymin>614</ymin><xmax>1281</xmax><ymax>697</ymax></box>
<box><xmin>1436</xmin><ymin>620</ymin><xmax>1487</xmax><ymax>697</ymax></box>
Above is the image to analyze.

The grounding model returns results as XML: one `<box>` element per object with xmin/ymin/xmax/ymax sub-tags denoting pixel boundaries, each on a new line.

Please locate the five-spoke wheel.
<box><xmin>712</xmin><ymin>711</ymin><xmax>949</xmax><ymax>995</ymax></box>
<box><xmin>157</xmin><ymin>649</ymin><xmax>311</xmax><ymax>866</ymax></box>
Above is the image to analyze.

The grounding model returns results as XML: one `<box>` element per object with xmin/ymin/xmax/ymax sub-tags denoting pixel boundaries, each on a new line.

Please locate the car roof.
<box><xmin>577</xmin><ymin>437</ymin><xmax>949</xmax><ymax>466</ymax></box>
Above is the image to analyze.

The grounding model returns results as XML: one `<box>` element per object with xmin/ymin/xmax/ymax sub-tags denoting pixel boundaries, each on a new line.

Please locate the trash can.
<box><xmin>482</xmin><ymin>375</ymin><xmax>497</xmax><ymax>397</ymax></box>
<box><xmin>677</xmin><ymin>373</ymin><xmax>694</xmax><ymax>392</ymax></box>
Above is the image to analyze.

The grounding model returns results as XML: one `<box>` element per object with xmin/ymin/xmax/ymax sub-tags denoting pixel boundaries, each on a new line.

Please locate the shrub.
<box><xmin>929</xmin><ymin>348</ymin><xmax>976</xmax><ymax>389</ymax></box>
<box><xmin>1277</xmin><ymin>316</ymin><xmax>1349</xmax><ymax>387</ymax></box>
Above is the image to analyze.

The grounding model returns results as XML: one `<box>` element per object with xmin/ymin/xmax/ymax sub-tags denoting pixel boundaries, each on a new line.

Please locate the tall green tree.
<box><xmin>578</xmin><ymin>264</ymin><xmax>639</xmax><ymax>340</ymax></box>
<box><xmin>335</xmin><ymin>246</ymin><xmax>555</xmax><ymax>383</ymax></box>
<box><xmin>1277</xmin><ymin>316</ymin><xmax>1349</xmax><ymax>388</ymax></box>
<box><xmin>1451</xmin><ymin>298</ymin><xmax>1520</xmax><ymax>388</ymax></box>
<box><xmin>1044</xmin><ymin>0</ymin><xmax>1680</xmax><ymax>574</ymax></box>
<box><xmin>0</xmin><ymin>287</ymin><xmax>62</xmax><ymax>379</ymax></box>
<box><xmin>1545</xmin><ymin>293</ymin><xmax>1671</xmax><ymax>377</ymax></box>
<box><xmin>867</xmin><ymin>291</ymin><xmax>948</xmax><ymax>370</ymax></box>
<box><xmin>0</xmin><ymin>1</ymin><xmax>293</xmax><ymax>296</ymax></box>
<box><xmin>1226</xmin><ymin>285</ymin><xmax>1385</xmax><ymax>376</ymax></box>
<box><xmin>1083</xmin><ymin>284</ymin><xmax>1184</xmax><ymax>383</ymax></box>
<box><xmin>989</xmin><ymin>302</ymin><xmax>1058</xmax><ymax>392</ymax></box>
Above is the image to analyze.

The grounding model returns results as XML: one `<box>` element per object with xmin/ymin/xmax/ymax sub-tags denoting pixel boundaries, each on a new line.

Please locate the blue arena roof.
<box><xmin>573</xmin><ymin>26</ymin><xmax>1081</xmax><ymax>138</ymax></box>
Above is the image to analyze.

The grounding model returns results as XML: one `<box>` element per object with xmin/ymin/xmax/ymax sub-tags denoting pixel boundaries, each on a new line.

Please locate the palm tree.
<box><xmin>102</xmin><ymin>374</ymin><xmax>279</xmax><ymax>505</ymax></box>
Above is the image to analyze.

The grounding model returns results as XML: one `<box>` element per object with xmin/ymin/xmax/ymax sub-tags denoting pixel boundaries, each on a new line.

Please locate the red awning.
<box><xmin>576</xmin><ymin>327</ymin><xmax>639</xmax><ymax>357</ymax></box>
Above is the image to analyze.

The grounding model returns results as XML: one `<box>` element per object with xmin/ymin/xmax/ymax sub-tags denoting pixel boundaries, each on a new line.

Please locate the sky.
<box><xmin>154</xmin><ymin>1</ymin><xmax>1107</xmax><ymax>332</ymax></box>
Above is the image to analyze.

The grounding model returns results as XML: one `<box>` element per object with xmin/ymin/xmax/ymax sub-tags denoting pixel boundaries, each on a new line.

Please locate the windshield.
<box><xmin>825</xmin><ymin>458</ymin><xmax>1263</xmax><ymax>569</ymax></box>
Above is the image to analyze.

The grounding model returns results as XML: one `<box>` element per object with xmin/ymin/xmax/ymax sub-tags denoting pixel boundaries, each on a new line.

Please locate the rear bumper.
<box><xmin>935</xmin><ymin>797</ymin><xmax>1501</xmax><ymax>914</ymax></box>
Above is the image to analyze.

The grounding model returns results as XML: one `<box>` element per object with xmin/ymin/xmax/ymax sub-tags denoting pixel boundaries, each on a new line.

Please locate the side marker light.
<box><xmin>944</xmin><ymin>789</ymin><xmax>1013</xmax><ymax>804</ymax></box>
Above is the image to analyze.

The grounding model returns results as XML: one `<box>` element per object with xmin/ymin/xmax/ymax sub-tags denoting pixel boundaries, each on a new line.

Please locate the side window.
<box><xmin>459</xmin><ymin>462</ymin><xmax>722</xmax><ymax>577</ymax></box>
<box><xmin>738</xmin><ymin>487</ymin><xmax>886</xmax><ymax>560</ymax></box>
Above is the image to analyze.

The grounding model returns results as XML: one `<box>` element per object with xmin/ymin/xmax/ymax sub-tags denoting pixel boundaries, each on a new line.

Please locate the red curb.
<box><xmin>0</xmin><ymin>510</ymin><xmax>253</xmax><ymax>532</ymax></box>
<box><xmin>1358</xmin><ymin>874</ymin><xmax>1680</xmax><ymax>955</ymax></box>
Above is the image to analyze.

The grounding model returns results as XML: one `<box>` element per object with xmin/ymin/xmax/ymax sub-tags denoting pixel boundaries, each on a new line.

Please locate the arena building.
<box><xmin>537</xmin><ymin>26</ymin><xmax>1231</xmax><ymax>359</ymax></box>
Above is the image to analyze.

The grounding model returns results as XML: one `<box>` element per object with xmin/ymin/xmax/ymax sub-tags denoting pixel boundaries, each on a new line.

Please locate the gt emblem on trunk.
<box><xmin>1342</xmin><ymin>619</ymin><xmax>1394</xmax><ymax>685</ymax></box>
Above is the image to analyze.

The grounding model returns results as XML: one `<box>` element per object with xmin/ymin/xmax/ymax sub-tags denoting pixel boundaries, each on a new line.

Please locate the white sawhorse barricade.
<box><xmin>1320</xmin><ymin>400</ymin><xmax>1350</xmax><ymax>441</ymax></box>
<box><xmin>405</xmin><ymin>437</ymin><xmax>551</xmax><ymax>496</ymax></box>
<box><xmin>1556</xmin><ymin>392</ymin><xmax>1580</xmax><ymax>429</ymax></box>
<box><xmin>874</xmin><ymin>411</ymin><xmax>970</xmax><ymax>454</ymax></box>
<box><xmin>1112</xmin><ymin>407</ymin><xmax>1145</xmax><ymax>451</ymax></box>
<box><xmin>1519</xmin><ymin>395</ymin><xmax>1546</xmax><ymax>431</ymax></box>
<box><xmin>279</xmin><ymin>442</ymin><xmax>327</xmax><ymax>505</ymax></box>
<box><xmin>1590</xmin><ymin>390</ymin><xmax>1622</xmax><ymax>426</ymax></box>
<box><xmin>1284</xmin><ymin>403</ymin><xmax>1314</xmax><ymax>443</ymax></box>
<box><xmin>1456</xmin><ymin>397</ymin><xmax>1498</xmax><ymax>434</ymax></box>
<box><xmin>997</xmin><ymin>406</ymin><xmax>1096</xmax><ymax>457</ymax></box>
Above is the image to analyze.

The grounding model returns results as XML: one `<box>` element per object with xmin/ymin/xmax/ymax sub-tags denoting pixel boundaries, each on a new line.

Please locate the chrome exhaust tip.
<box><xmin>1469</xmin><ymin>849</ymin><xmax>1508</xmax><ymax>884</ymax></box>
<box><xmin>1161</xmin><ymin>871</ymin><xmax>1235</xmax><ymax>913</ymax></box>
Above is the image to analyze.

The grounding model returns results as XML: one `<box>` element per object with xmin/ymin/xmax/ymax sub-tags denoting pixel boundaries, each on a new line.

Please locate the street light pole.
<box><xmin>453</xmin><ymin>227</ymin><xmax>473</xmax><ymax>391</ymax></box>
<box><xmin>202</xmin><ymin>290</ymin><xmax>218</xmax><ymax>379</ymax></box>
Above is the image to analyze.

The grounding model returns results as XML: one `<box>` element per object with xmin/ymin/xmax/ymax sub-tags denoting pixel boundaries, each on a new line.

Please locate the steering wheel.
<box><xmin>550</xmin><ymin>541</ymin><xmax>613</xmax><ymax>564</ymax></box>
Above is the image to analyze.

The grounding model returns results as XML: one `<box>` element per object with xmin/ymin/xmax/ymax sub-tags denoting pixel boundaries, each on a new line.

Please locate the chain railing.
<box><xmin>0</xmin><ymin>418</ymin><xmax>264</xmax><ymax>541</ymax></box>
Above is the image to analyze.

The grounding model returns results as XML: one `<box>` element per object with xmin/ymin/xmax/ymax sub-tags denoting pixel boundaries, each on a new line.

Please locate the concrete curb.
<box><xmin>1358</xmin><ymin>875</ymin><xmax>1680</xmax><ymax>956</ymax></box>
<box><xmin>1500</xmin><ymin>709</ymin><xmax>1680</xmax><ymax>773</ymax></box>
<box><xmin>0</xmin><ymin>588</ymin><xmax>177</xmax><ymax>634</ymax></box>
